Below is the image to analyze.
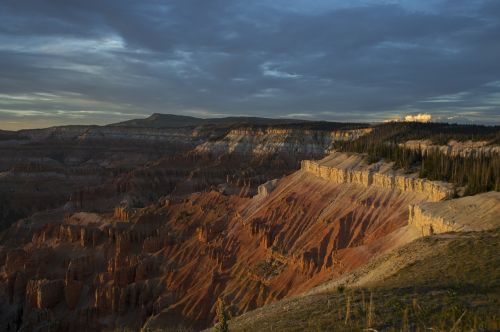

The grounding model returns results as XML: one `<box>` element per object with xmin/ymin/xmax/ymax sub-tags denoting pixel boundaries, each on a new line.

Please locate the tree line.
<box><xmin>332</xmin><ymin>122</ymin><xmax>500</xmax><ymax>195</ymax></box>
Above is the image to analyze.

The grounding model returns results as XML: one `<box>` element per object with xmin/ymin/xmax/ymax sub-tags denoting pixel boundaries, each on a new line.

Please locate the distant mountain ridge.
<box><xmin>0</xmin><ymin>129</ymin><xmax>19</xmax><ymax>141</ymax></box>
<box><xmin>108</xmin><ymin>113</ymin><xmax>309</xmax><ymax>128</ymax></box>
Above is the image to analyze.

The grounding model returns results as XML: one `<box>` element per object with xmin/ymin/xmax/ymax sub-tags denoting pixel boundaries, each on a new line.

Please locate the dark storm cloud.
<box><xmin>0</xmin><ymin>0</ymin><xmax>499</xmax><ymax>129</ymax></box>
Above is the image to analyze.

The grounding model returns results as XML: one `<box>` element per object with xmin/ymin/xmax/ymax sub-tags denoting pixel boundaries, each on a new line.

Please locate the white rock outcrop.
<box><xmin>409</xmin><ymin>191</ymin><xmax>500</xmax><ymax>236</ymax></box>
<box><xmin>194</xmin><ymin>128</ymin><xmax>372</xmax><ymax>156</ymax></box>
<box><xmin>254</xmin><ymin>179</ymin><xmax>279</xmax><ymax>199</ymax></box>
<box><xmin>301</xmin><ymin>153</ymin><xmax>454</xmax><ymax>202</ymax></box>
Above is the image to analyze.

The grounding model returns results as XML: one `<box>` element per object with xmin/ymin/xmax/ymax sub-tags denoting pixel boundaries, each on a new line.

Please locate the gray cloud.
<box><xmin>0</xmin><ymin>0</ymin><xmax>499</xmax><ymax>129</ymax></box>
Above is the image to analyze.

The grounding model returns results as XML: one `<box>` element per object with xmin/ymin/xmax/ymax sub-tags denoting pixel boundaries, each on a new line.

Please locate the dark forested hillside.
<box><xmin>244</xmin><ymin>121</ymin><xmax>369</xmax><ymax>131</ymax></box>
<box><xmin>333</xmin><ymin>122</ymin><xmax>500</xmax><ymax>194</ymax></box>
<box><xmin>361</xmin><ymin>122</ymin><xmax>500</xmax><ymax>144</ymax></box>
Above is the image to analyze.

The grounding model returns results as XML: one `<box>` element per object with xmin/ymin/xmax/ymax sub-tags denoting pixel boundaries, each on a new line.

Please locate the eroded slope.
<box><xmin>213</xmin><ymin>229</ymin><xmax>500</xmax><ymax>331</ymax></box>
<box><xmin>0</xmin><ymin>151</ymin><xmax>447</xmax><ymax>330</ymax></box>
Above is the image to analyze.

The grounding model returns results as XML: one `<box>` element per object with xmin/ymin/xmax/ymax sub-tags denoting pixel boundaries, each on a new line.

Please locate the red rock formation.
<box><xmin>114</xmin><ymin>206</ymin><xmax>135</xmax><ymax>221</ymax></box>
<box><xmin>2</xmin><ymin>144</ymin><xmax>456</xmax><ymax>331</ymax></box>
<box><xmin>0</xmin><ymin>121</ymin><xmax>383</xmax><ymax>330</ymax></box>
<box><xmin>25</xmin><ymin>279</ymin><xmax>64</xmax><ymax>309</ymax></box>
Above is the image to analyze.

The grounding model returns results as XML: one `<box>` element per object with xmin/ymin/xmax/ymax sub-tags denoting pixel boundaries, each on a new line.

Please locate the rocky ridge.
<box><xmin>301</xmin><ymin>152</ymin><xmax>454</xmax><ymax>202</ymax></box>
<box><xmin>409</xmin><ymin>191</ymin><xmax>500</xmax><ymax>235</ymax></box>
<box><xmin>194</xmin><ymin>128</ymin><xmax>372</xmax><ymax>156</ymax></box>
<box><xmin>17</xmin><ymin>126</ymin><xmax>209</xmax><ymax>143</ymax></box>
<box><xmin>402</xmin><ymin>139</ymin><xmax>500</xmax><ymax>157</ymax></box>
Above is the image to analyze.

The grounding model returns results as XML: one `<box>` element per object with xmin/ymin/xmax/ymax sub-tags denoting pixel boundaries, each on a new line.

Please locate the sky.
<box><xmin>0</xmin><ymin>0</ymin><xmax>499</xmax><ymax>130</ymax></box>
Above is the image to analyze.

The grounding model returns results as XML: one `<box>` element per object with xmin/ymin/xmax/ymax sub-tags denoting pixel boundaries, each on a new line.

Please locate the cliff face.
<box><xmin>401</xmin><ymin>139</ymin><xmax>500</xmax><ymax>157</ymax></box>
<box><xmin>408</xmin><ymin>205</ymin><xmax>453</xmax><ymax>235</ymax></box>
<box><xmin>301</xmin><ymin>153</ymin><xmax>454</xmax><ymax>202</ymax></box>
<box><xmin>194</xmin><ymin>128</ymin><xmax>372</xmax><ymax>157</ymax></box>
<box><xmin>17</xmin><ymin>126</ymin><xmax>208</xmax><ymax>144</ymax></box>
<box><xmin>254</xmin><ymin>179</ymin><xmax>279</xmax><ymax>199</ymax></box>
<box><xmin>409</xmin><ymin>192</ymin><xmax>500</xmax><ymax>236</ymax></box>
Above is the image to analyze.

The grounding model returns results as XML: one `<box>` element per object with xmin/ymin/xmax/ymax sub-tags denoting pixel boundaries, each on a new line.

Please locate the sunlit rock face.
<box><xmin>301</xmin><ymin>152</ymin><xmax>454</xmax><ymax>202</ymax></box>
<box><xmin>194</xmin><ymin>127</ymin><xmax>372</xmax><ymax>157</ymax></box>
<box><xmin>401</xmin><ymin>139</ymin><xmax>500</xmax><ymax>157</ymax></box>
<box><xmin>409</xmin><ymin>192</ymin><xmax>500</xmax><ymax>236</ymax></box>
<box><xmin>254</xmin><ymin>179</ymin><xmax>279</xmax><ymax>199</ymax></box>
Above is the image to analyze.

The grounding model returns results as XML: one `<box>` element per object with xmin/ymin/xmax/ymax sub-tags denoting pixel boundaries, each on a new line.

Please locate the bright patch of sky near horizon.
<box><xmin>0</xmin><ymin>0</ymin><xmax>499</xmax><ymax>129</ymax></box>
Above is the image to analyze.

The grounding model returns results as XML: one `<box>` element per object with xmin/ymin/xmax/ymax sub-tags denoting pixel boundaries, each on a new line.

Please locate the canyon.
<box><xmin>0</xmin><ymin>120</ymin><xmax>366</xmax><ymax>231</ymax></box>
<box><xmin>1</xmin><ymin>119</ymin><xmax>377</xmax><ymax>330</ymax></box>
<box><xmin>0</xmin><ymin>117</ymin><xmax>498</xmax><ymax>331</ymax></box>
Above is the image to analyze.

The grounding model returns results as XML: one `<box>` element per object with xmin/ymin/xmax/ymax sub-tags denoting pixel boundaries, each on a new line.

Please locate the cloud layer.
<box><xmin>1</xmin><ymin>0</ymin><xmax>499</xmax><ymax>129</ymax></box>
